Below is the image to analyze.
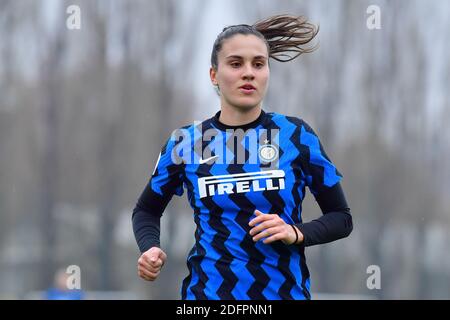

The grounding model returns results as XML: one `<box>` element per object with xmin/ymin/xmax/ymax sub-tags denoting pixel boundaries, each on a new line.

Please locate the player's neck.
<box><xmin>219</xmin><ymin>104</ymin><xmax>262</xmax><ymax>127</ymax></box>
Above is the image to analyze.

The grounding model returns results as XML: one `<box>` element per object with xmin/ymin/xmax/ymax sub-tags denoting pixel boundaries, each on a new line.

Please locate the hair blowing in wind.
<box><xmin>253</xmin><ymin>14</ymin><xmax>319</xmax><ymax>62</ymax></box>
<box><xmin>211</xmin><ymin>14</ymin><xmax>319</xmax><ymax>69</ymax></box>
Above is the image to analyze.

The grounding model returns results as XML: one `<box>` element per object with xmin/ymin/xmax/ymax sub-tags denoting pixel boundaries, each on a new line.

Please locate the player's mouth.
<box><xmin>239</xmin><ymin>84</ymin><xmax>256</xmax><ymax>94</ymax></box>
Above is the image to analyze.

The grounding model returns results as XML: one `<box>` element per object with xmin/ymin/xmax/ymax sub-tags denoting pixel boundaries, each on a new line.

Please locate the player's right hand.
<box><xmin>137</xmin><ymin>247</ymin><xmax>167</xmax><ymax>281</ymax></box>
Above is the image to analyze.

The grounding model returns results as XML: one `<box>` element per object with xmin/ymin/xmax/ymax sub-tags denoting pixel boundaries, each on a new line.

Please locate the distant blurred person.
<box><xmin>45</xmin><ymin>268</ymin><xmax>84</xmax><ymax>300</ymax></box>
<box><xmin>132</xmin><ymin>14</ymin><xmax>352</xmax><ymax>300</ymax></box>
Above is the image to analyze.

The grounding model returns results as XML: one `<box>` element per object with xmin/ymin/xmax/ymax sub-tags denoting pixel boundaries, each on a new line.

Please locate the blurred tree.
<box><xmin>38</xmin><ymin>1</ymin><xmax>67</xmax><ymax>289</ymax></box>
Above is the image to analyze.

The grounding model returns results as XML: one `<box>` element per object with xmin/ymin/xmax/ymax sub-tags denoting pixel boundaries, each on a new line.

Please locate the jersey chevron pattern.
<box><xmin>150</xmin><ymin>110</ymin><xmax>342</xmax><ymax>300</ymax></box>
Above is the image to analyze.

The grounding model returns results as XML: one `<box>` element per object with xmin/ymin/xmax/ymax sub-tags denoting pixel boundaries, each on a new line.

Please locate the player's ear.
<box><xmin>210</xmin><ymin>67</ymin><xmax>218</xmax><ymax>86</ymax></box>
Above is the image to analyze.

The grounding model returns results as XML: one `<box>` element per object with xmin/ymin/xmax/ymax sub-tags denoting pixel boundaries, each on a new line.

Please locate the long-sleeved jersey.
<box><xmin>132</xmin><ymin>110</ymin><xmax>352</xmax><ymax>300</ymax></box>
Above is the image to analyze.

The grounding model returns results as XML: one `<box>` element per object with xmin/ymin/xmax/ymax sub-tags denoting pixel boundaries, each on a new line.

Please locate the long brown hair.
<box><xmin>211</xmin><ymin>14</ymin><xmax>319</xmax><ymax>69</ymax></box>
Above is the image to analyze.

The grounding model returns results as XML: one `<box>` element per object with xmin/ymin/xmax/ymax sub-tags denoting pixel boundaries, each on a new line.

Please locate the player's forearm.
<box><xmin>132</xmin><ymin>208</ymin><xmax>161</xmax><ymax>253</ymax></box>
<box><xmin>132</xmin><ymin>182</ymin><xmax>170</xmax><ymax>253</ymax></box>
<box><xmin>296</xmin><ymin>182</ymin><xmax>353</xmax><ymax>247</ymax></box>
<box><xmin>295</xmin><ymin>210</ymin><xmax>353</xmax><ymax>247</ymax></box>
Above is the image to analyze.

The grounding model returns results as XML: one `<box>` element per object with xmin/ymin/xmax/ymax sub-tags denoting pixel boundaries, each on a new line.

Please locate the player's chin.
<box><xmin>232</xmin><ymin>98</ymin><xmax>262</xmax><ymax>110</ymax></box>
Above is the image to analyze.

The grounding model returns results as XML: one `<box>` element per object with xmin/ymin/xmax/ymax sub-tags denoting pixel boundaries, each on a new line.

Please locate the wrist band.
<box><xmin>291</xmin><ymin>225</ymin><xmax>299</xmax><ymax>245</ymax></box>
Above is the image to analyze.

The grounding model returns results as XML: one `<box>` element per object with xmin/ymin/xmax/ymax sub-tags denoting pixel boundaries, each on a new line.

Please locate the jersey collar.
<box><xmin>212</xmin><ymin>109</ymin><xmax>267</xmax><ymax>131</ymax></box>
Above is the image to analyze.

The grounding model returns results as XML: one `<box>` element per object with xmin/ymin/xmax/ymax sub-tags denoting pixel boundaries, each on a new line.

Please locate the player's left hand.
<box><xmin>249</xmin><ymin>210</ymin><xmax>302</xmax><ymax>245</ymax></box>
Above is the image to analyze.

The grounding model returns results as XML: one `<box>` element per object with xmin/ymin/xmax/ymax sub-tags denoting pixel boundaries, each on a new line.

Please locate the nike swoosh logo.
<box><xmin>199</xmin><ymin>155</ymin><xmax>219</xmax><ymax>164</ymax></box>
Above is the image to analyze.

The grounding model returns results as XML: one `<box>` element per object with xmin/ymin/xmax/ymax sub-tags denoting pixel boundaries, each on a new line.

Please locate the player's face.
<box><xmin>210</xmin><ymin>34</ymin><xmax>270</xmax><ymax>111</ymax></box>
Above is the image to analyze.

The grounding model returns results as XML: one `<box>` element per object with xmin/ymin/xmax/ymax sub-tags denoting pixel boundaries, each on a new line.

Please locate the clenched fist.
<box><xmin>137</xmin><ymin>247</ymin><xmax>167</xmax><ymax>281</ymax></box>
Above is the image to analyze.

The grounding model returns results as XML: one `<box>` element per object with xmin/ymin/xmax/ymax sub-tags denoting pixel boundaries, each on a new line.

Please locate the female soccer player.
<box><xmin>132</xmin><ymin>14</ymin><xmax>353</xmax><ymax>300</ymax></box>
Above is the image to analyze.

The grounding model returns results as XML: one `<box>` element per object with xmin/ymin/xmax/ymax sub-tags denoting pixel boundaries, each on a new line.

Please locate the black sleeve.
<box><xmin>132</xmin><ymin>134</ymin><xmax>184</xmax><ymax>254</ymax></box>
<box><xmin>132</xmin><ymin>181</ymin><xmax>173</xmax><ymax>253</ymax></box>
<box><xmin>295</xmin><ymin>182</ymin><xmax>353</xmax><ymax>247</ymax></box>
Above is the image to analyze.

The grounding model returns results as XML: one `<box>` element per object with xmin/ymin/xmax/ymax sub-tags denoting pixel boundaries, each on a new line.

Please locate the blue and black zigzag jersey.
<box><xmin>137</xmin><ymin>110</ymin><xmax>346</xmax><ymax>300</ymax></box>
